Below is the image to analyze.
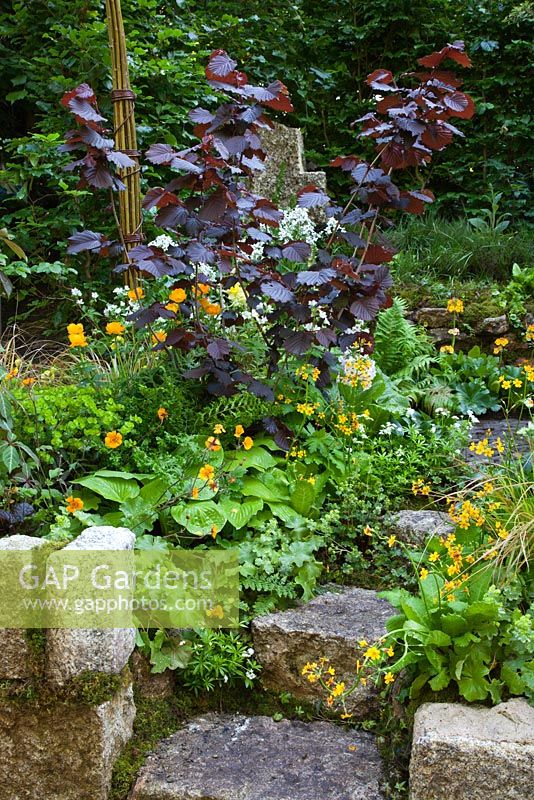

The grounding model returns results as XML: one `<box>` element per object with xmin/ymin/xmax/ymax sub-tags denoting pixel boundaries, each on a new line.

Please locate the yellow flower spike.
<box><xmin>104</xmin><ymin>431</ymin><xmax>123</xmax><ymax>449</ymax></box>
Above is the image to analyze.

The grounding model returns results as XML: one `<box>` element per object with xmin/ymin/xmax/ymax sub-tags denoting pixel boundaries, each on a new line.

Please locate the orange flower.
<box><xmin>243</xmin><ymin>436</ymin><xmax>254</xmax><ymax>450</ymax></box>
<box><xmin>169</xmin><ymin>288</ymin><xmax>186</xmax><ymax>304</ymax></box>
<box><xmin>65</xmin><ymin>496</ymin><xmax>84</xmax><ymax>514</ymax></box>
<box><xmin>22</xmin><ymin>377</ymin><xmax>36</xmax><ymax>387</ymax></box>
<box><xmin>210</xmin><ymin>525</ymin><xmax>218</xmax><ymax>539</ymax></box>
<box><xmin>198</xmin><ymin>283</ymin><xmax>210</xmax><ymax>294</ymax></box>
<box><xmin>151</xmin><ymin>331</ymin><xmax>167</xmax><ymax>344</ymax></box>
<box><xmin>157</xmin><ymin>407</ymin><xmax>168</xmax><ymax>421</ymax></box>
<box><xmin>67</xmin><ymin>323</ymin><xmax>88</xmax><ymax>348</ymax></box>
<box><xmin>104</xmin><ymin>431</ymin><xmax>123</xmax><ymax>449</ymax></box>
<box><xmin>191</xmin><ymin>487</ymin><xmax>199</xmax><ymax>499</ymax></box>
<box><xmin>213</xmin><ymin>424</ymin><xmax>225</xmax><ymax>434</ymax></box>
<box><xmin>234</xmin><ymin>425</ymin><xmax>244</xmax><ymax>438</ymax></box>
<box><xmin>204</xmin><ymin>302</ymin><xmax>221</xmax><ymax>316</ymax></box>
<box><xmin>198</xmin><ymin>464</ymin><xmax>215</xmax><ymax>481</ymax></box>
<box><xmin>165</xmin><ymin>302</ymin><xmax>179</xmax><ymax>313</ymax></box>
<box><xmin>127</xmin><ymin>287</ymin><xmax>144</xmax><ymax>302</ymax></box>
<box><xmin>4</xmin><ymin>367</ymin><xmax>19</xmax><ymax>380</ymax></box>
<box><xmin>106</xmin><ymin>321</ymin><xmax>125</xmax><ymax>335</ymax></box>
<box><xmin>205</xmin><ymin>436</ymin><xmax>221</xmax><ymax>452</ymax></box>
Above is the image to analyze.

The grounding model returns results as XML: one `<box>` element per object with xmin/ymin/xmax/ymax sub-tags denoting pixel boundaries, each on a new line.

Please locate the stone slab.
<box><xmin>131</xmin><ymin>713</ymin><xmax>385</xmax><ymax>800</ymax></box>
<box><xmin>0</xmin><ymin>681</ymin><xmax>135</xmax><ymax>800</ymax></box>
<box><xmin>46</xmin><ymin>526</ymin><xmax>136</xmax><ymax>684</ymax></box>
<box><xmin>390</xmin><ymin>510</ymin><xmax>454</xmax><ymax>546</ymax></box>
<box><xmin>410</xmin><ymin>699</ymin><xmax>534</xmax><ymax>800</ymax></box>
<box><xmin>252</xmin><ymin>587</ymin><xmax>394</xmax><ymax>717</ymax></box>
<box><xmin>0</xmin><ymin>534</ymin><xmax>47</xmax><ymax>679</ymax></box>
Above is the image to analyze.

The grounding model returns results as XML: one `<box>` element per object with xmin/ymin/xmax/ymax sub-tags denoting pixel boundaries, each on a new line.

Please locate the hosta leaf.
<box><xmin>74</xmin><ymin>475</ymin><xmax>140</xmax><ymax>503</ymax></box>
<box><xmin>218</xmin><ymin>497</ymin><xmax>263</xmax><ymax>530</ymax></box>
<box><xmin>171</xmin><ymin>500</ymin><xmax>226</xmax><ymax>536</ymax></box>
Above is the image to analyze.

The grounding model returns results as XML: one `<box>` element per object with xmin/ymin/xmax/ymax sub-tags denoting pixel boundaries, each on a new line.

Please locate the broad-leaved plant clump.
<box><xmin>61</xmin><ymin>45</ymin><xmax>473</xmax><ymax>411</ymax></box>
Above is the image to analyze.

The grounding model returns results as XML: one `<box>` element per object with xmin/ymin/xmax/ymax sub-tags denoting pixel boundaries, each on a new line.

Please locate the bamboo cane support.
<box><xmin>105</xmin><ymin>0</ymin><xmax>142</xmax><ymax>286</ymax></box>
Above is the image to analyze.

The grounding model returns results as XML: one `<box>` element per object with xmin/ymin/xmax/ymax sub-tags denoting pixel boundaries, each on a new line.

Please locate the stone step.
<box><xmin>410</xmin><ymin>699</ymin><xmax>534</xmax><ymax>800</ymax></box>
<box><xmin>251</xmin><ymin>587</ymin><xmax>395</xmax><ymax>718</ymax></box>
<box><xmin>389</xmin><ymin>509</ymin><xmax>454</xmax><ymax>546</ymax></box>
<box><xmin>131</xmin><ymin>713</ymin><xmax>385</xmax><ymax>800</ymax></box>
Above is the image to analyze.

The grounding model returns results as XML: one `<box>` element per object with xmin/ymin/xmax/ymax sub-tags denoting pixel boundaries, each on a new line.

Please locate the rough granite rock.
<box><xmin>409</xmin><ymin>699</ymin><xmax>534</xmax><ymax>800</ymax></box>
<box><xmin>131</xmin><ymin>649</ymin><xmax>176</xmax><ymax>699</ymax></box>
<box><xmin>46</xmin><ymin>526</ymin><xmax>136</xmax><ymax>684</ymax></box>
<box><xmin>252</xmin><ymin>587</ymin><xmax>394</xmax><ymax>717</ymax></box>
<box><xmin>251</xmin><ymin>123</ymin><xmax>327</xmax><ymax>207</ymax></box>
<box><xmin>0</xmin><ymin>534</ymin><xmax>46</xmax><ymax>679</ymax></box>
<box><xmin>390</xmin><ymin>510</ymin><xmax>454</xmax><ymax>546</ymax></box>
<box><xmin>414</xmin><ymin>308</ymin><xmax>451</xmax><ymax>328</ymax></box>
<box><xmin>0</xmin><ymin>681</ymin><xmax>135</xmax><ymax>800</ymax></box>
<box><xmin>131</xmin><ymin>713</ymin><xmax>385</xmax><ymax>800</ymax></box>
<box><xmin>476</xmin><ymin>314</ymin><xmax>509</xmax><ymax>335</ymax></box>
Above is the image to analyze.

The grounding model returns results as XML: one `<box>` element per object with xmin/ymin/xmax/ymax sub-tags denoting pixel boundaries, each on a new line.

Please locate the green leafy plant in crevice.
<box><xmin>373</xmin><ymin>298</ymin><xmax>433</xmax><ymax>380</ymax></box>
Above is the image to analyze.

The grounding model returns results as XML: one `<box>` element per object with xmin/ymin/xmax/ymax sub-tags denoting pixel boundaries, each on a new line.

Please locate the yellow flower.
<box><xmin>106</xmin><ymin>321</ymin><xmax>126</xmax><ymax>335</ymax></box>
<box><xmin>234</xmin><ymin>425</ymin><xmax>244</xmax><ymax>438</ymax></box>
<box><xmin>387</xmin><ymin>534</ymin><xmax>396</xmax><ymax>548</ymax></box>
<box><xmin>385</xmin><ymin>646</ymin><xmax>394</xmax><ymax>657</ymax></box>
<box><xmin>203</xmin><ymin>301</ymin><xmax>221</xmax><ymax>316</ymax></box>
<box><xmin>198</xmin><ymin>464</ymin><xmax>215</xmax><ymax>481</ymax></box>
<box><xmin>165</xmin><ymin>302</ymin><xmax>179</xmax><ymax>313</ymax></box>
<box><xmin>332</xmin><ymin>682</ymin><xmax>345</xmax><ymax>697</ymax></box>
<box><xmin>157</xmin><ymin>407</ymin><xmax>168</xmax><ymax>421</ymax></box>
<box><xmin>22</xmin><ymin>377</ymin><xmax>36</xmax><ymax>387</ymax></box>
<box><xmin>447</xmin><ymin>298</ymin><xmax>464</xmax><ymax>314</ymax></box>
<box><xmin>127</xmin><ymin>287</ymin><xmax>144</xmax><ymax>302</ymax></box>
<box><xmin>526</xmin><ymin>324</ymin><xmax>534</xmax><ymax>342</ymax></box>
<box><xmin>242</xmin><ymin>436</ymin><xmax>254</xmax><ymax>451</ymax></box>
<box><xmin>205</xmin><ymin>436</ymin><xmax>221</xmax><ymax>452</ymax></box>
<box><xmin>440</xmin><ymin>345</ymin><xmax>454</xmax><ymax>354</ymax></box>
<box><xmin>213</xmin><ymin>424</ymin><xmax>226</xmax><ymax>434</ymax></box>
<box><xmin>363</xmin><ymin>525</ymin><xmax>373</xmax><ymax>537</ymax></box>
<box><xmin>197</xmin><ymin>283</ymin><xmax>210</xmax><ymax>294</ymax></box>
<box><xmin>151</xmin><ymin>331</ymin><xmax>167</xmax><ymax>344</ymax></box>
<box><xmin>169</xmin><ymin>288</ymin><xmax>187</xmax><ymax>304</ymax></box>
<box><xmin>429</xmin><ymin>551</ymin><xmax>440</xmax><ymax>563</ymax></box>
<box><xmin>419</xmin><ymin>567</ymin><xmax>429</xmax><ymax>581</ymax></box>
<box><xmin>65</xmin><ymin>496</ymin><xmax>84</xmax><ymax>514</ymax></box>
<box><xmin>4</xmin><ymin>367</ymin><xmax>19</xmax><ymax>380</ymax></box>
<box><xmin>493</xmin><ymin>337</ymin><xmax>509</xmax><ymax>354</ymax></box>
<box><xmin>384</xmin><ymin>671</ymin><xmax>395</xmax><ymax>685</ymax></box>
<box><xmin>67</xmin><ymin>323</ymin><xmax>88</xmax><ymax>348</ymax></box>
<box><xmin>191</xmin><ymin>487</ymin><xmax>199</xmax><ymax>499</ymax></box>
<box><xmin>104</xmin><ymin>431</ymin><xmax>123</xmax><ymax>449</ymax></box>
<box><xmin>210</xmin><ymin>525</ymin><xmax>218</xmax><ymax>539</ymax></box>
<box><xmin>365</xmin><ymin>646</ymin><xmax>381</xmax><ymax>661</ymax></box>
<box><xmin>296</xmin><ymin>402</ymin><xmax>315</xmax><ymax>416</ymax></box>
<box><xmin>358</xmin><ymin>640</ymin><xmax>368</xmax><ymax>648</ymax></box>
<box><xmin>67</xmin><ymin>323</ymin><xmax>84</xmax><ymax>335</ymax></box>
<box><xmin>513</xmin><ymin>378</ymin><xmax>522</xmax><ymax>388</ymax></box>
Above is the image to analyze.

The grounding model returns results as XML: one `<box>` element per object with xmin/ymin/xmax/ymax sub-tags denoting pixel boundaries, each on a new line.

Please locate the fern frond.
<box><xmin>374</xmin><ymin>298</ymin><xmax>431</xmax><ymax>376</ymax></box>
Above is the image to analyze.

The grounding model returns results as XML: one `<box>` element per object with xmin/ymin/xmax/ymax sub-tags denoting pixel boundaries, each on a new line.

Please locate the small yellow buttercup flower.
<box><xmin>169</xmin><ymin>288</ymin><xmax>187</xmax><ymax>304</ymax></box>
<box><xmin>493</xmin><ymin>337</ymin><xmax>509</xmax><ymax>355</ymax></box>
<box><xmin>104</xmin><ymin>431</ymin><xmax>123</xmax><ymax>449</ymax></box>
<box><xmin>106</xmin><ymin>321</ymin><xmax>125</xmax><ymax>335</ymax></box>
<box><xmin>65</xmin><ymin>496</ymin><xmax>84</xmax><ymax>514</ymax></box>
<box><xmin>384</xmin><ymin>671</ymin><xmax>395</xmax><ymax>685</ymax></box>
<box><xmin>419</xmin><ymin>567</ymin><xmax>429</xmax><ymax>581</ymax></box>
<box><xmin>365</xmin><ymin>646</ymin><xmax>381</xmax><ymax>661</ymax></box>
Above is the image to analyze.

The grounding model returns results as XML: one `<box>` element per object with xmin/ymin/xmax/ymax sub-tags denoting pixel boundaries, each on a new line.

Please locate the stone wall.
<box><xmin>0</xmin><ymin>527</ymin><xmax>137</xmax><ymax>800</ymax></box>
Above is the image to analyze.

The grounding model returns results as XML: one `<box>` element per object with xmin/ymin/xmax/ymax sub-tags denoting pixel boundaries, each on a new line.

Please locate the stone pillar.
<box><xmin>251</xmin><ymin>122</ymin><xmax>327</xmax><ymax>206</ymax></box>
<box><xmin>0</xmin><ymin>528</ymin><xmax>137</xmax><ymax>800</ymax></box>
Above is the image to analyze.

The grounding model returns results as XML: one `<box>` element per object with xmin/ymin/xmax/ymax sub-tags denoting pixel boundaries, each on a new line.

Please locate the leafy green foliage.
<box><xmin>374</xmin><ymin>299</ymin><xmax>432</xmax><ymax>378</ymax></box>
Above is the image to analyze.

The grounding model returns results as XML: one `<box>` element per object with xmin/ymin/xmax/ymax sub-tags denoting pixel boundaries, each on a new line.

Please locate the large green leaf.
<box><xmin>74</xmin><ymin>474</ymin><xmax>140</xmax><ymax>503</ymax></box>
<box><xmin>224</xmin><ymin>446</ymin><xmax>278</xmax><ymax>472</ymax></box>
<box><xmin>218</xmin><ymin>497</ymin><xmax>263</xmax><ymax>530</ymax></box>
<box><xmin>0</xmin><ymin>444</ymin><xmax>20</xmax><ymax>472</ymax></box>
<box><xmin>290</xmin><ymin>480</ymin><xmax>315</xmax><ymax>516</ymax></box>
<box><xmin>171</xmin><ymin>500</ymin><xmax>226</xmax><ymax>536</ymax></box>
<box><xmin>0</xmin><ymin>392</ymin><xmax>12</xmax><ymax>424</ymax></box>
<box><xmin>241</xmin><ymin>476</ymin><xmax>279</xmax><ymax>501</ymax></box>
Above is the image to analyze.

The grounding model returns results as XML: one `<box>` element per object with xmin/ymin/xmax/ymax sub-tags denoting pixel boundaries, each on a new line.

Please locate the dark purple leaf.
<box><xmin>297</xmin><ymin>184</ymin><xmax>329</xmax><ymax>208</ymax></box>
<box><xmin>261</xmin><ymin>281</ymin><xmax>295</xmax><ymax>303</ymax></box>
<box><xmin>206</xmin><ymin>50</ymin><xmax>238</xmax><ymax>78</ymax></box>
<box><xmin>281</xmin><ymin>241</ymin><xmax>311</xmax><ymax>262</ymax></box>
<box><xmin>350</xmin><ymin>296</ymin><xmax>382</xmax><ymax>321</ymax></box>
<box><xmin>283</xmin><ymin>330</ymin><xmax>314</xmax><ymax>355</ymax></box>
<box><xmin>207</xmin><ymin>338</ymin><xmax>231</xmax><ymax>360</ymax></box>
<box><xmin>106</xmin><ymin>150</ymin><xmax>136</xmax><ymax>169</ymax></box>
<box><xmin>67</xmin><ymin>230</ymin><xmax>110</xmax><ymax>254</ymax></box>
<box><xmin>296</xmin><ymin>268</ymin><xmax>335</xmax><ymax>286</ymax></box>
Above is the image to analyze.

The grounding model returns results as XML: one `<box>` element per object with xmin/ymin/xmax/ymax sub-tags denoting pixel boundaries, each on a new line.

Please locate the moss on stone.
<box><xmin>0</xmin><ymin>667</ymin><xmax>130</xmax><ymax>709</ymax></box>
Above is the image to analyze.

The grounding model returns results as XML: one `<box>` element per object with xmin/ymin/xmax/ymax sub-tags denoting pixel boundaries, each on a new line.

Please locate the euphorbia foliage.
<box><xmin>63</xmin><ymin>44</ymin><xmax>474</xmax><ymax>399</ymax></box>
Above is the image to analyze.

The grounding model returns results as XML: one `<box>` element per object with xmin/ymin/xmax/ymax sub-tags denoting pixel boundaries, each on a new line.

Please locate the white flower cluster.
<box><xmin>278</xmin><ymin>207</ymin><xmax>320</xmax><ymax>246</ymax></box>
<box><xmin>70</xmin><ymin>287</ymin><xmax>84</xmax><ymax>307</ymax></box>
<box><xmin>337</xmin><ymin>348</ymin><xmax>377</xmax><ymax>390</ymax></box>
<box><xmin>148</xmin><ymin>234</ymin><xmax>176</xmax><ymax>251</ymax></box>
<box><xmin>242</xmin><ymin>304</ymin><xmax>269</xmax><ymax>327</ymax></box>
<box><xmin>102</xmin><ymin>286</ymin><xmax>140</xmax><ymax>319</ymax></box>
